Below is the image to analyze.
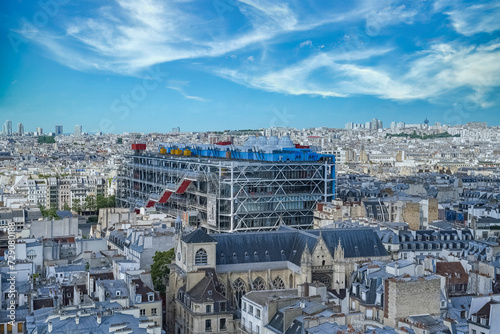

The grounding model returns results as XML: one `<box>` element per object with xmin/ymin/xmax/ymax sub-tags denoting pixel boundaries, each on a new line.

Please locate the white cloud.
<box><xmin>215</xmin><ymin>41</ymin><xmax>500</xmax><ymax>105</ymax></box>
<box><xmin>166</xmin><ymin>80</ymin><xmax>210</xmax><ymax>102</ymax></box>
<box><xmin>300</xmin><ymin>40</ymin><xmax>312</xmax><ymax>48</ymax></box>
<box><xmin>18</xmin><ymin>0</ymin><xmax>423</xmax><ymax>75</ymax></box>
<box><xmin>435</xmin><ymin>0</ymin><xmax>500</xmax><ymax>36</ymax></box>
<box><xmin>247</xmin><ymin>56</ymin><xmax>254</xmax><ymax>62</ymax></box>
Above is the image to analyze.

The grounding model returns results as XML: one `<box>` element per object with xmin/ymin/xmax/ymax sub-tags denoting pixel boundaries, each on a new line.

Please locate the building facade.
<box><xmin>117</xmin><ymin>138</ymin><xmax>335</xmax><ymax>232</ymax></box>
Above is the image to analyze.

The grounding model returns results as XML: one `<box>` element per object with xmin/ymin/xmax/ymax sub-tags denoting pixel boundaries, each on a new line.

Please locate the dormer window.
<box><xmin>116</xmin><ymin>291</ymin><xmax>121</xmax><ymax>296</ymax></box>
<box><xmin>195</xmin><ymin>248</ymin><xmax>208</xmax><ymax>265</ymax></box>
<box><xmin>148</xmin><ymin>293</ymin><xmax>154</xmax><ymax>302</ymax></box>
<box><xmin>136</xmin><ymin>295</ymin><xmax>142</xmax><ymax>303</ymax></box>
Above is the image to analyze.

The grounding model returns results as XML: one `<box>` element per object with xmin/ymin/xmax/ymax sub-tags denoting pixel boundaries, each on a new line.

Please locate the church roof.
<box><xmin>211</xmin><ymin>226</ymin><xmax>387</xmax><ymax>266</ymax></box>
<box><xmin>182</xmin><ymin>229</ymin><xmax>216</xmax><ymax>244</ymax></box>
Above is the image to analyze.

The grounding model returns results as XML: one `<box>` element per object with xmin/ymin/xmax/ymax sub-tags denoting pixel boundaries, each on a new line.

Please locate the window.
<box><xmin>249</xmin><ymin>305</ymin><xmax>253</xmax><ymax>314</ymax></box>
<box><xmin>140</xmin><ymin>309</ymin><xmax>146</xmax><ymax>316</ymax></box>
<box><xmin>256</xmin><ymin>308</ymin><xmax>261</xmax><ymax>319</ymax></box>
<box><xmin>253</xmin><ymin>277</ymin><xmax>266</xmax><ymax>291</ymax></box>
<box><xmin>256</xmin><ymin>325</ymin><xmax>260</xmax><ymax>334</ymax></box>
<box><xmin>195</xmin><ymin>248</ymin><xmax>208</xmax><ymax>265</ymax></box>
<box><xmin>220</xmin><ymin>302</ymin><xmax>226</xmax><ymax>311</ymax></box>
<box><xmin>148</xmin><ymin>293</ymin><xmax>154</xmax><ymax>302</ymax></box>
<box><xmin>152</xmin><ymin>308</ymin><xmax>157</xmax><ymax>315</ymax></box>
<box><xmin>206</xmin><ymin>305</ymin><xmax>212</xmax><ymax>313</ymax></box>
<box><xmin>220</xmin><ymin>318</ymin><xmax>226</xmax><ymax>330</ymax></box>
<box><xmin>273</xmin><ymin>276</ymin><xmax>285</xmax><ymax>289</ymax></box>
<box><xmin>205</xmin><ymin>319</ymin><xmax>212</xmax><ymax>331</ymax></box>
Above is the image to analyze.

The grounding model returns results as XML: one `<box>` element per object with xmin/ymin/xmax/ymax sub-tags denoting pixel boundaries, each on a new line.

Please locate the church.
<box><xmin>166</xmin><ymin>226</ymin><xmax>389</xmax><ymax>334</ymax></box>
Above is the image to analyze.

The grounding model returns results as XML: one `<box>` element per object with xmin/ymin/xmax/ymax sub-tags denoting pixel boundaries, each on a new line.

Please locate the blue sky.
<box><xmin>1</xmin><ymin>0</ymin><xmax>499</xmax><ymax>133</ymax></box>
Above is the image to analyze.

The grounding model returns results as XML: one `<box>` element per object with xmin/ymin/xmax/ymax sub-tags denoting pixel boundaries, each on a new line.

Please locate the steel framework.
<box><xmin>117</xmin><ymin>152</ymin><xmax>335</xmax><ymax>232</ymax></box>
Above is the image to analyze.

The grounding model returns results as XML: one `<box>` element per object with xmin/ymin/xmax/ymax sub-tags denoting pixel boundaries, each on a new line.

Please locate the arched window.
<box><xmin>272</xmin><ymin>276</ymin><xmax>285</xmax><ymax>289</ymax></box>
<box><xmin>27</xmin><ymin>249</ymin><xmax>37</xmax><ymax>261</ymax></box>
<box><xmin>252</xmin><ymin>277</ymin><xmax>266</xmax><ymax>291</ymax></box>
<box><xmin>232</xmin><ymin>278</ymin><xmax>246</xmax><ymax>308</ymax></box>
<box><xmin>195</xmin><ymin>248</ymin><xmax>208</xmax><ymax>265</ymax></box>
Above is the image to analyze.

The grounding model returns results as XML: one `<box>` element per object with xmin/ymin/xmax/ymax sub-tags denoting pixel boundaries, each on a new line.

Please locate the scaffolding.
<box><xmin>117</xmin><ymin>151</ymin><xmax>335</xmax><ymax>233</ymax></box>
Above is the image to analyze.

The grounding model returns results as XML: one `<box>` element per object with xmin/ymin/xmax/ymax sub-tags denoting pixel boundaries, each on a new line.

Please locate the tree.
<box><xmin>39</xmin><ymin>204</ymin><xmax>58</xmax><ymax>219</ymax></box>
<box><xmin>72</xmin><ymin>199</ymin><xmax>82</xmax><ymax>214</ymax></box>
<box><xmin>84</xmin><ymin>195</ymin><xmax>97</xmax><ymax>211</ymax></box>
<box><xmin>107</xmin><ymin>195</ymin><xmax>116</xmax><ymax>207</ymax></box>
<box><xmin>62</xmin><ymin>203</ymin><xmax>71</xmax><ymax>211</ymax></box>
<box><xmin>96</xmin><ymin>195</ymin><xmax>107</xmax><ymax>209</ymax></box>
<box><xmin>151</xmin><ymin>248</ymin><xmax>175</xmax><ymax>294</ymax></box>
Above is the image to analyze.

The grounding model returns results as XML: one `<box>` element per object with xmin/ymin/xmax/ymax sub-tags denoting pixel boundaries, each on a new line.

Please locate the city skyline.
<box><xmin>1</xmin><ymin>0</ymin><xmax>499</xmax><ymax>133</ymax></box>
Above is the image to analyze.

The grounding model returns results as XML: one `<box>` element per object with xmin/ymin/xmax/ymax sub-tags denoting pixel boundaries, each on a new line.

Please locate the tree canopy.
<box><xmin>151</xmin><ymin>248</ymin><xmax>175</xmax><ymax>294</ymax></box>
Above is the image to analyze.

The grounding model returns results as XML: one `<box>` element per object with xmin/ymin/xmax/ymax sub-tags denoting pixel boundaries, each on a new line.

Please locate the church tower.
<box><xmin>333</xmin><ymin>239</ymin><xmax>346</xmax><ymax>293</ymax></box>
<box><xmin>300</xmin><ymin>243</ymin><xmax>312</xmax><ymax>284</ymax></box>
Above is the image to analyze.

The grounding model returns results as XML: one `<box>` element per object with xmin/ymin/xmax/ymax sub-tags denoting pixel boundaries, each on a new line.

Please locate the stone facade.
<box><xmin>383</xmin><ymin>276</ymin><xmax>441</xmax><ymax>327</ymax></box>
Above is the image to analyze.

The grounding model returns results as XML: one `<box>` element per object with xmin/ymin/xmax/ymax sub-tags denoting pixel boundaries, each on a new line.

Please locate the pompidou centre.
<box><xmin>117</xmin><ymin>136</ymin><xmax>335</xmax><ymax>233</ymax></box>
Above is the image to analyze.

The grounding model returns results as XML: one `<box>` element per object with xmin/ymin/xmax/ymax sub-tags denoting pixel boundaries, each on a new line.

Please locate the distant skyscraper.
<box><xmin>36</xmin><ymin>127</ymin><xmax>43</xmax><ymax>135</ymax></box>
<box><xmin>55</xmin><ymin>125</ymin><xmax>63</xmax><ymax>136</ymax></box>
<box><xmin>370</xmin><ymin>118</ymin><xmax>379</xmax><ymax>131</ymax></box>
<box><xmin>74</xmin><ymin>125</ymin><xmax>82</xmax><ymax>136</ymax></box>
<box><xmin>3</xmin><ymin>120</ymin><xmax>12</xmax><ymax>136</ymax></box>
<box><xmin>377</xmin><ymin>119</ymin><xmax>383</xmax><ymax>130</ymax></box>
<box><xmin>17</xmin><ymin>123</ymin><xmax>24</xmax><ymax>135</ymax></box>
<box><xmin>172</xmin><ymin>127</ymin><xmax>180</xmax><ymax>133</ymax></box>
<box><xmin>345</xmin><ymin>122</ymin><xmax>354</xmax><ymax>130</ymax></box>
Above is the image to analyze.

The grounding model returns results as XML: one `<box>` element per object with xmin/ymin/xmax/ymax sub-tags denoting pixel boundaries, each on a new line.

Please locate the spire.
<box><xmin>334</xmin><ymin>238</ymin><xmax>344</xmax><ymax>261</ymax></box>
<box><xmin>175</xmin><ymin>215</ymin><xmax>182</xmax><ymax>235</ymax></box>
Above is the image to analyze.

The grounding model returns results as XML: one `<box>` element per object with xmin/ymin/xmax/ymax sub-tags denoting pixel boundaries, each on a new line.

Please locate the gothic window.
<box><xmin>312</xmin><ymin>274</ymin><xmax>331</xmax><ymax>288</ymax></box>
<box><xmin>232</xmin><ymin>278</ymin><xmax>246</xmax><ymax>308</ymax></box>
<box><xmin>272</xmin><ymin>276</ymin><xmax>285</xmax><ymax>289</ymax></box>
<box><xmin>219</xmin><ymin>282</ymin><xmax>226</xmax><ymax>296</ymax></box>
<box><xmin>252</xmin><ymin>277</ymin><xmax>266</xmax><ymax>291</ymax></box>
<box><xmin>195</xmin><ymin>248</ymin><xmax>207</xmax><ymax>265</ymax></box>
<box><xmin>289</xmin><ymin>274</ymin><xmax>294</xmax><ymax>288</ymax></box>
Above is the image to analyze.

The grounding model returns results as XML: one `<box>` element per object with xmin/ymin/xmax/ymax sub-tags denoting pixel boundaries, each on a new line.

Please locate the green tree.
<box><xmin>84</xmin><ymin>195</ymin><xmax>97</xmax><ymax>211</ymax></box>
<box><xmin>72</xmin><ymin>199</ymin><xmax>82</xmax><ymax>214</ymax></box>
<box><xmin>47</xmin><ymin>207</ymin><xmax>58</xmax><ymax>219</ymax></box>
<box><xmin>96</xmin><ymin>195</ymin><xmax>107</xmax><ymax>209</ymax></box>
<box><xmin>39</xmin><ymin>204</ymin><xmax>59</xmax><ymax>219</ymax></box>
<box><xmin>151</xmin><ymin>248</ymin><xmax>175</xmax><ymax>294</ymax></box>
<box><xmin>107</xmin><ymin>195</ymin><xmax>116</xmax><ymax>207</ymax></box>
<box><xmin>62</xmin><ymin>203</ymin><xmax>71</xmax><ymax>211</ymax></box>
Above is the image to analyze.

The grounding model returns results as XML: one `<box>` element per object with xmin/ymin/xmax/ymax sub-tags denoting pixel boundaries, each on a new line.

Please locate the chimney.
<box><xmin>97</xmin><ymin>313</ymin><xmax>102</xmax><ymax>325</ymax></box>
<box><xmin>75</xmin><ymin>315</ymin><xmax>80</xmax><ymax>325</ymax></box>
<box><xmin>48</xmin><ymin>321</ymin><xmax>53</xmax><ymax>333</ymax></box>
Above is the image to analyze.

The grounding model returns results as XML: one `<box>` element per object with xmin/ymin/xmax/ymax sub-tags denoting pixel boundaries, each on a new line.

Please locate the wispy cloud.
<box><xmin>435</xmin><ymin>0</ymin><xmax>500</xmax><ymax>36</ymax></box>
<box><xmin>166</xmin><ymin>81</ymin><xmax>210</xmax><ymax>102</ymax></box>
<box><xmin>215</xmin><ymin>40</ymin><xmax>500</xmax><ymax>105</ymax></box>
<box><xmin>17</xmin><ymin>0</ymin><xmax>424</xmax><ymax>75</ymax></box>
